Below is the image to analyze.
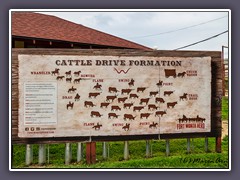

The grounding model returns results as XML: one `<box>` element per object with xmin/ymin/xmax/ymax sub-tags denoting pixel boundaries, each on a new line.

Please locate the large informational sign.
<box><xmin>18</xmin><ymin>54</ymin><xmax>211</xmax><ymax>138</ymax></box>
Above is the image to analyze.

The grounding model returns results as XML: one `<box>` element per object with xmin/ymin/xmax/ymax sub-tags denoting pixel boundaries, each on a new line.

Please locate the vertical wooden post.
<box><xmin>77</xmin><ymin>143</ymin><xmax>83</xmax><ymax>162</ymax></box>
<box><xmin>38</xmin><ymin>144</ymin><xmax>46</xmax><ymax>165</ymax></box>
<box><xmin>86</xmin><ymin>142</ymin><xmax>96</xmax><ymax>164</ymax></box>
<box><xmin>216</xmin><ymin>136</ymin><xmax>222</xmax><ymax>153</ymax></box>
<box><xmin>146</xmin><ymin>140</ymin><xmax>150</xmax><ymax>158</ymax></box>
<box><xmin>124</xmin><ymin>141</ymin><xmax>129</xmax><ymax>160</ymax></box>
<box><xmin>166</xmin><ymin>139</ymin><xmax>170</xmax><ymax>156</ymax></box>
<box><xmin>187</xmin><ymin>138</ymin><xmax>191</xmax><ymax>154</ymax></box>
<box><xmin>65</xmin><ymin>143</ymin><xmax>72</xmax><ymax>165</ymax></box>
<box><xmin>205</xmin><ymin>137</ymin><xmax>209</xmax><ymax>152</ymax></box>
<box><xmin>25</xmin><ymin>144</ymin><xmax>33</xmax><ymax>166</ymax></box>
<box><xmin>102</xmin><ymin>142</ymin><xmax>108</xmax><ymax>160</ymax></box>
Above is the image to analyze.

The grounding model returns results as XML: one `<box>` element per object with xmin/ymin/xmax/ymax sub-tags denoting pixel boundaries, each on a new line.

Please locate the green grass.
<box><xmin>222</xmin><ymin>96</ymin><xmax>229</xmax><ymax>120</ymax></box>
<box><xmin>12</xmin><ymin>136</ymin><xmax>229</xmax><ymax>169</ymax></box>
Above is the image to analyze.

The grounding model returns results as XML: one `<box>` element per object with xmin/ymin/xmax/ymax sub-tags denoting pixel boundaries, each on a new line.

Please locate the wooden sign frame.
<box><xmin>11</xmin><ymin>49</ymin><xmax>222</xmax><ymax>144</ymax></box>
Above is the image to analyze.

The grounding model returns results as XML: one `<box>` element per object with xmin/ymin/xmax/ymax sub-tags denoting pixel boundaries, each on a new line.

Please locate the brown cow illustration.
<box><xmin>123</xmin><ymin>102</ymin><xmax>134</xmax><ymax>109</ymax></box>
<box><xmin>51</xmin><ymin>68</ymin><xmax>60</xmax><ymax>76</ymax></box>
<box><xmin>56</xmin><ymin>76</ymin><xmax>64</xmax><ymax>80</ymax></box>
<box><xmin>137</xmin><ymin>87</ymin><xmax>147</xmax><ymax>93</ymax></box>
<box><xmin>149</xmin><ymin>122</ymin><xmax>158</xmax><ymax>129</ymax></box>
<box><xmin>108</xmin><ymin>87</ymin><xmax>119</xmax><ymax>93</ymax></box>
<box><xmin>121</xmin><ymin>89</ymin><xmax>133</xmax><ymax>95</ymax></box>
<box><xmin>167</xmin><ymin>102</ymin><xmax>178</xmax><ymax>108</ymax></box>
<box><xmin>93</xmin><ymin>83</ymin><xmax>102</xmax><ymax>90</ymax></box>
<box><xmin>177</xmin><ymin>71</ymin><xmax>186</xmax><ymax>77</ymax></box>
<box><xmin>65</xmin><ymin>70</ymin><xmax>71</xmax><ymax>77</ymax></box>
<box><xmin>66</xmin><ymin>77</ymin><xmax>72</xmax><ymax>83</ymax></box>
<box><xmin>90</xmin><ymin>111</ymin><xmax>103</xmax><ymax>118</ymax></box>
<box><xmin>149</xmin><ymin>91</ymin><xmax>159</xmax><ymax>97</ymax></box>
<box><xmin>164</xmin><ymin>91</ymin><xmax>174</xmax><ymax>96</ymax></box>
<box><xmin>84</xmin><ymin>101</ymin><xmax>96</xmax><ymax>107</ymax></box>
<box><xmin>68</xmin><ymin>86</ymin><xmax>77</xmax><ymax>93</ymax></box>
<box><xmin>148</xmin><ymin>104</ymin><xmax>159</xmax><ymax>110</ymax></box>
<box><xmin>111</xmin><ymin>105</ymin><xmax>121</xmax><ymax>111</ymax></box>
<box><xmin>118</xmin><ymin>97</ymin><xmax>128</xmax><ymax>103</ymax></box>
<box><xmin>156</xmin><ymin>80</ymin><xmax>163</xmax><ymax>87</ymax></box>
<box><xmin>92</xmin><ymin>123</ymin><xmax>102</xmax><ymax>130</ymax></box>
<box><xmin>123</xmin><ymin>114</ymin><xmax>137</xmax><ymax>121</ymax></box>
<box><xmin>155</xmin><ymin>97</ymin><xmax>165</xmax><ymax>103</ymax></box>
<box><xmin>66</xmin><ymin>101</ymin><xmax>74</xmax><ymax>110</ymax></box>
<box><xmin>180</xmin><ymin>93</ymin><xmax>188</xmax><ymax>101</ymax></box>
<box><xmin>122</xmin><ymin>123</ymin><xmax>130</xmax><ymax>131</ymax></box>
<box><xmin>155</xmin><ymin>110</ymin><xmax>167</xmax><ymax>117</ymax></box>
<box><xmin>133</xmin><ymin>106</ymin><xmax>145</xmax><ymax>112</ymax></box>
<box><xmin>129</xmin><ymin>93</ymin><xmax>139</xmax><ymax>99</ymax></box>
<box><xmin>74</xmin><ymin>71</ymin><xmax>81</xmax><ymax>76</ymax></box>
<box><xmin>164</xmin><ymin>69</ymin><xmax>176</xmax><ymax>78</ymax></box>
<box><xmin>140</xmin><ymin>113</ymin><xmax>152</xmax><ymax>119</ymax></box>
<box><xmin>89</xmin><ymin>92</ymin><xmax>101</xmax><ymax>98</ymax></box>
<box><xmin>106</xmin><ymin>95</ymin><xmax>117</xmax><ymax>102</ymax></box>
<box><xmin>100</xmin><ymin>102</ymin><xmax>110</xmax><ymax>108</ymax></box>
<box><xmin>140</xmin><ymin>98</ymin><xmax>150</xmax><ymax>105</ymax></box>
<box><xmin>74</xmin><ymin>93</ymin><xmax>80</xmax><ymax>101</ymax></box>
<box><xmin>108</xmin><ymin>113</ymin><xmax>120</xmax><ymax>119</ymax></box>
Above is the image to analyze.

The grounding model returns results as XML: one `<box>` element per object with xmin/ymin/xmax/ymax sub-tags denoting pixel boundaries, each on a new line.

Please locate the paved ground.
<box><xmin>222</xmin><ymin>121</ymin><xmax>228</xmax><ymax>139</ymax></box>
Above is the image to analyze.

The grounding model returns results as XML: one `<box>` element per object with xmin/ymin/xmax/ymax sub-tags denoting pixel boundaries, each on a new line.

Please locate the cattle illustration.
<box><xmin>90</xmin><ymin>111</ymin><xmax>103</xmax><ymax>118</ymax></box>
<box><xmin>178</xmin><ymin>115</ymin><xmax>188</xmax><ymax>123</ymax></box>
<box><xmin>74</xmin><ymin>78</ymin><xmax>82</xmax><ymax>84</ymax></box>
<box><xmin>65</xmin><ymin>70</ymin><xmax>71</xmax><ymax>77</ymax></box>
<box><xmin>108</xmin><ymin>87</ymin><xmax>119</xmax><ymax>93</ymax></box>
<box><xmin>68</xmin><ymin>86</ymin><xmax>77</xmax><ymax>93</ymax></box>
<box><xmin>51</xmin><ymin>68</ymin><xmax>60</xmax><ymax>76</ymax></box>
<box><xmin>118</xmin><ymin>97</ymin><xmax>128</xmax><ymax>103</ymax></box>
<box><xmin>167</xmin><ymin>102</ymin><xmax>178</xmax><ymax>108</ymax></box>
<box><xmin>93</xmin><ymin>83</ymin><xmax>102</xmax><ymax>90</ymax></box>
<box><xmin>155</xmin><ymin>110</ymin><xmax>167</xmax><ymax>117</ymax></box>
<box><xmin>129</xmin><ymin>93</ymin><xmax>139</xmax><ymax>99</ymax></box>
<box><xmin>148</xmin><ymin>104</ymin><xmax>159</xmax><ymax>110</ymax></box>
<box><xmin>89</xmin><ymin>92</ymin><xmax>101</xmax><ymax>98</ymax></box>
<box><xmin>164</xmin><ymin>91</ymin><xmax>174</xmax><ymax>96</ymax></box>
<box><xmin>100</xmin><ymin>102</ymin><xmax>110</xmax><ymax>108</ymax></box>
<box><xmin>74</xmin><ymin>93</ymin><xmax>80</xmax><ymax>101</ymax></box>
<box><xmin>164</xmin><ymin>69</ymin><xmax>176</xmax><ymax>78</ymax></box>
<box><xmin>122</xmin><ymin>123</ymin><xmax>130</xmax><ymax>131</ymax></box>
<box><xmin>149</xmin><ymin>122</ymin><xmax>158</xmax><ymax>129</ymax></box>
<box><xmin>56</xmin><ymin>76</ymin><xmax>64</xmax><ymax>80</ymax></box>
<box><xmin>74</xmin><ymin>71</ymin><xmax>81</xmax><ymax>76</ymax></box>
<box><xmin>106</xmin><ymin>95</ymin><xmax>117</xmax><ymax>102</ymax></box>
<box><xmin>66</xmin><ymin>101</ymin><xmax>74</xmax><ymax>110</ymax></box>
<box><xmin>84</xmin><ymin>101</ymin><xmax>96</xmax><ymax>107</ymax></box>
<box><xmin>66</xmin><ymin>77</ymin><xmax>72</xmax><ymax>83</ymax></box>
<box><xmin>140</xmin><ymin>98</ymin><xmax>150</xmax><ymax>105</ymax></box>
<box><xmin>177</xmin><ymin>71</ymin><xmax>186</xmax><ymax>77</ymax></box>
<box><xmin>156</xmin><ymin>80</ymin><xmax>163</xmax><ymax>87</ymax></box>
<box><xmin>108</xmin><ymin>113</ymin><xmax>120</xmax><ymax>119</ymax></box>
<box><xmin>128</xmin><ymin>79</ymin><xmax>135</xmax><ymax>87</ymax></box>
<box><xmin>149</xmin><ymin>91</ymin><xmax>159</xmax><ymax>97</ymax></box>
<box><xmin>137</xmin><ymin>87</ymin><xmax>147</xmax><ymax>93</ymax></box>
<box><xmin>133</xmin><ymin>106</ymin><xmax>145</xmax><ymax>112</ymax></box>
<box><xmin>140</xmin><ymin>113</ymin><xmax>152</xmax><ymax>119</ymax></box>
<box><xmin>92</xmin><ymin>123</ymin><xmax>102</xmax><ymax>130</ymax></box>
<box><xmin>196</xmin><ymin>115</ymin><xmax>206</xmax><ymax>123</ymax></box>
<box><xmin>123</xmin><ymin>102</ymin><xmax>134</xmax><ymax>109</ymax></box>
<box><xmin>121</xmin><ymin>89</ymin><xmax>133</xmax><ymax>95</ymax></box>
<box><xmin>111</xmin><ymin>105</ymin><xmax>121</xmax><ymax>111</ymax></box>
<box><xmin>155</xmin><ymin>97</ymin><xmax>165</xmax><ymax>103</ymax></box>
<box><xmin>124</xmin><ymin>114</ymin><xmax>137</xmax><ymax>121</ymax></box>
<box><xmin>180</xmin><ymin>93</ymin><xmax>188</xmax><ymax>101</ymax></box>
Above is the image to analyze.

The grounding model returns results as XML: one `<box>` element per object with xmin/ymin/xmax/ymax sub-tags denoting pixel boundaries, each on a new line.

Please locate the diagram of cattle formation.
<box><xmin>50</xmin><ymin>67</ymin><xmax>206</xmax><ymax>134</ymax></box>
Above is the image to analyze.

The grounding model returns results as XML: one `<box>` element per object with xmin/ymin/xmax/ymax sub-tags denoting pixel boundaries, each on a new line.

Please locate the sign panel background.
<box><xmin>18</xmin><ymin>55</ymin><xmax>211</xmax><ymax>138</ymax></box>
